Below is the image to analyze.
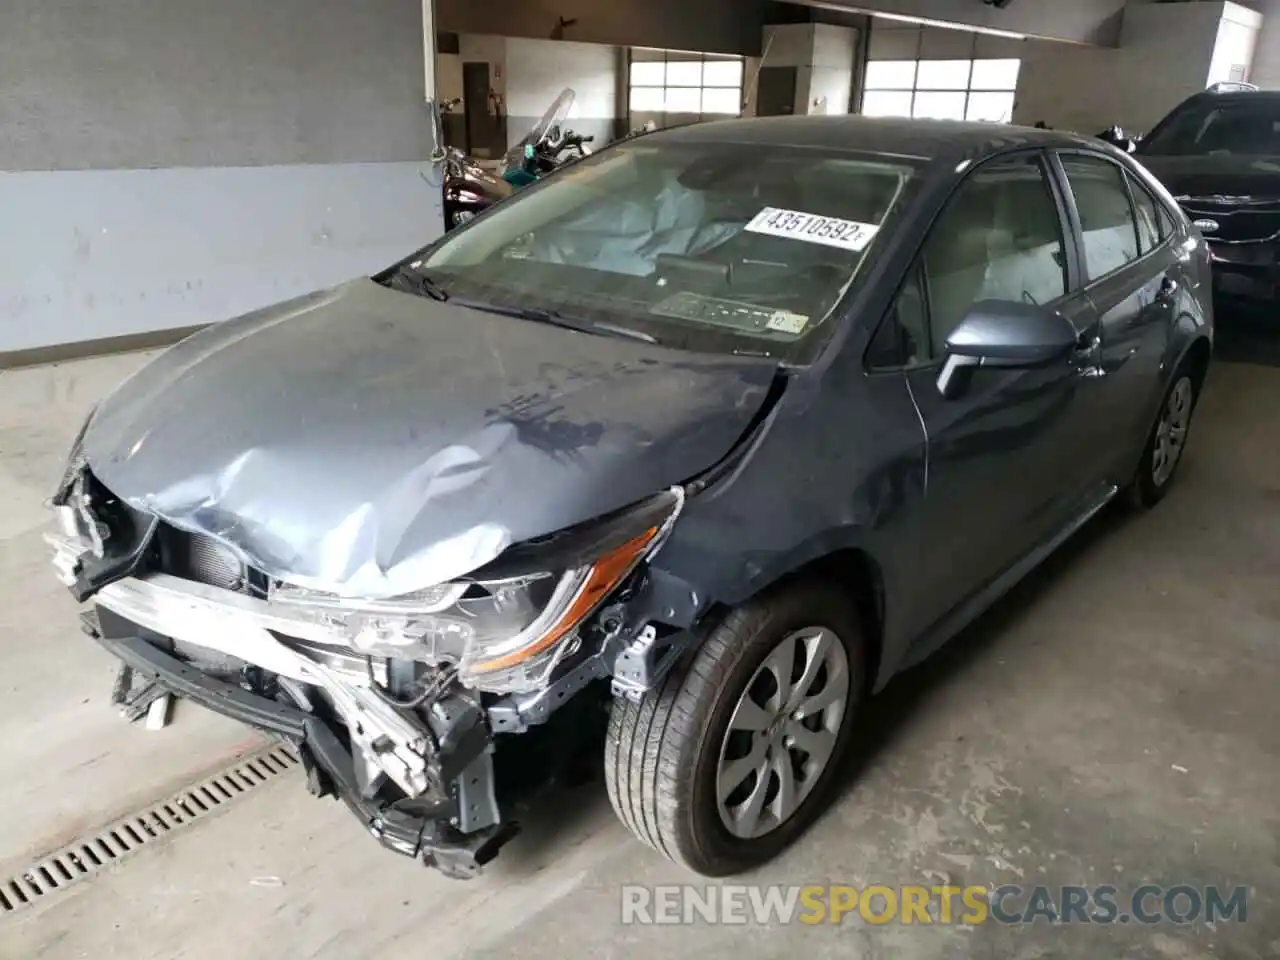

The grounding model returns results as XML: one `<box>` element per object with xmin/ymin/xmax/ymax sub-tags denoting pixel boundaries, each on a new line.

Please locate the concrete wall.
<box><xmin>1014</xmin><ymin>2</ymin><xmax>1239</xmax><ymax>134</ymax></box>
<box><xmin>1208</xmin><ymin>2</ymin><xmax>1263</xmax><ymax>85</ymax></box>
<box><xmin>436</xmin><ymin>0</ymin><xmax>764</xmax><ymax>55</ymax></box>
<box><xmin>761</xmin><ymin>24</ymin><xmax>819</xmax><ymax>115</ymax></box>
<box><xmin>808</xmin><ymin>24</ymin><xmax>858</xmax><ymax>114</ymax></box>
<box><xmin>505</xmin><ymin>40</ymin><xmax>623</xmax><ymax>147</ymax></box>
<box><xmin>753</xmin><ymin>20</ymin><xmax>859</xmax><ymax>117</ymax></box>
<box><xmin>793</xmin><ymin>0</ymin><xmax>1127</xmax><ymax>45</ymax></box>
<box><xmin>0</xmin><ymin>0</ymin><xmax>442</xmax><ymax>357</ymax></box>
<box><xmin>1251</xmin><ymin>0</ymin><xmax>1280</xmax><ymax>87</ymax></box>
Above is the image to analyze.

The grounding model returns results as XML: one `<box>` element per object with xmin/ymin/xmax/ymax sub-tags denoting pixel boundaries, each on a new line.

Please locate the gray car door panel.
<box><xmin>1057</xmin><ymin>151</ymin><xmax>1179</xmax><ymax>484</ymax></box>
<box><xmin>903</xmin><ymin>290</ymin><xmax>1101</xmax><ymax>631</ymax></box>
<box><xmin>887</xmin><ymin>151</ymin><xmax>1107</xmax><ymax>637</ymax></box>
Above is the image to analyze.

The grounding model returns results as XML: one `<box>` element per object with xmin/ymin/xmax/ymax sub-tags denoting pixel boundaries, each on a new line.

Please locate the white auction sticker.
<box><xmin>765</xmin><ymin>310</ymin><xmax>809</xmax><ymax>335</ymax></box>
<box><xmin>744</xmin><ymin>206</ymin><xmax>879</xmax><ymax>252</ymax></box>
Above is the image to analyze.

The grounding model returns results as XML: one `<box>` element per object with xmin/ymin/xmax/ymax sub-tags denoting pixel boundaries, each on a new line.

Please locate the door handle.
<box><xmin>1074</xmin><ymin>323</ymin><xmax>1102</xmax><ymax>352</ymax></box>
<box><xmin>1073</xmin><ymin>329</ymin><xmax>1104</xmax><ymax>377</ymax></box>
<box><xmin>1157</xmin><ymin>276</ymin><xmax>1179</xmax><ymax>300</ymax></box>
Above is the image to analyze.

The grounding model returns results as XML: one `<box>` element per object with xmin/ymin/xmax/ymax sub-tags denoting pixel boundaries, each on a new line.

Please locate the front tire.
<box><xmin>605</xmin><ymin>580</ymin><xmax>866</xmax><ymax>876</ymax></box>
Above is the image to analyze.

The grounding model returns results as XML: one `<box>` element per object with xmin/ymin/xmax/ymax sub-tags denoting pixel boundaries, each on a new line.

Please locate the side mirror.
<box><xmin>936</xmin><ymin>300</ymin><xmax>1079</xmax><ymax>397</ymax></box>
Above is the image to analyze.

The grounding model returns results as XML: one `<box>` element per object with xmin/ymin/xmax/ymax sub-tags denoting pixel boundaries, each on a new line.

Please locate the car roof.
<box><xmin>1184</xmin><ymin>89</ymin><xmax>1280</xmax><ymax>104</ymax></box>
<box><xmin>643</xmin><ymin>114</ymin><xmax>1103</xmax><ymax>163</ymax></box>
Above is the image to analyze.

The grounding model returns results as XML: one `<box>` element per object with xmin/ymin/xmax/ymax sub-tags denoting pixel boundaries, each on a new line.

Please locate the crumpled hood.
<box><xmin>1138</xmin><ymin>154</ymin><xmax>1280</xmax><ymax>200</ymax></box>
<box><xmin>83</xmin><ymin>279</ymin><xmax>775</xmax><ymax>597</ymax></box>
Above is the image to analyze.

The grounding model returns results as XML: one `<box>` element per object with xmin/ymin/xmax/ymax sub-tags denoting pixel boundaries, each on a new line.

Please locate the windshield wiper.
<box><xmin>453</xmin><ymin>301</ymin><xmax>656</xmax><ymax>343</ymax></box>
<box><xmin>591</xmin><ymin>319</ymin><xmax>657</xmax><ymax>343</ymax></box>
<box><xmin>384</xmin><ymin>266</ymin><xmax>450</xmax><ymax>302</ymax></box>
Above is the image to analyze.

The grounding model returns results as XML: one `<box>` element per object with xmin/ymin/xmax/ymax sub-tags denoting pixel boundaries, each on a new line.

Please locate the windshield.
<box><xmin>409</xmin><ymin>139</ymin><xmax>915</xmax><ymax>360</ymax></box>
<box><xmin>525</xmin><ymin>87</ymin><xmax>575</xmax><ymax>148</ymax></box>
<box><xmin>1141</xmin><ymin>98</ymin><xmax>1280</xmax><ymax>156</ymax></box>
<box><xmin>502</xmin><ymin>88</ymin><xmax>576</xmax><ymax>172</ymax></box>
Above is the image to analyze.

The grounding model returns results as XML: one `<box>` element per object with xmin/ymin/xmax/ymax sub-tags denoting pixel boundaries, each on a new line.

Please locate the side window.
<box><xmin>867</xmin><ymin>263</ymin><xmax>930</xmax><ymax>369</ymax></box>
<box><xmin>1154</xmin><ymin>193</ymin><xmax>1177</xmax><ymax>239</ymax></box>
<box><xmin>922</xmin><ymin>155</ymin><xmax>1068</xmax><ymax>356</ymax></box>
<box><xmin>1060</xmin><ymin>154</ymin><xmax>1141</xmax><ymax>279</ymax></box>
<box><xmin>1127</xmin><ymin>172</ymin><xmax>1165</xmax><ymax>254</ymax></box>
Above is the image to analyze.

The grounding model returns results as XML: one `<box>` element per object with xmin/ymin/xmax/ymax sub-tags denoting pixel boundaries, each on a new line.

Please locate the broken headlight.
<box><xmin>50</xmin><ymin>405</ymin><xmax>96</xmax><ymax>505</ymax></box>
<box><xmin>269</xmin><ymin>488</ymin><xmax>684</xmax><ymax>694</ymax></box>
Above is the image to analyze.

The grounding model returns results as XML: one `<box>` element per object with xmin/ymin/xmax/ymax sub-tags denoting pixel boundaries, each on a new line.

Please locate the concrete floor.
<box><xmin>0</xmin><ymin>350</ymin><xmax>1277</xmax><ymax>960</ymax></box>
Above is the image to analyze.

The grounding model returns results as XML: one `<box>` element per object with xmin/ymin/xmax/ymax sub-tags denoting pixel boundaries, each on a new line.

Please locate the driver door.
<box><xmin>893</xmin><ymin>152</ymin><xmax>1105</xmax><ymax>638</ymax></box>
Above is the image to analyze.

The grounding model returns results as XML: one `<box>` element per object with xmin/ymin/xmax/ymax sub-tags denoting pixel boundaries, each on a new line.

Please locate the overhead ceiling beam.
<box><xmin>789</xmin><ymin>0</ymin><xmax>1124</xmax><ymax>46</ymax></box>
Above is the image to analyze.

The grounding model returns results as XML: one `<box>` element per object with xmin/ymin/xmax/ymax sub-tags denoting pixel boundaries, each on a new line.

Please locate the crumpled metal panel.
<box><xmin>81</xmin><ymin>279</ymin><xmax>774</xmax><ymax>598</ymax></box>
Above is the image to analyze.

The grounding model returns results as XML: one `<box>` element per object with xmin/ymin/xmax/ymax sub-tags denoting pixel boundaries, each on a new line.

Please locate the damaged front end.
<box><xmin>47</xmin><ymin>452</ymin><xmax>691</xmax><ymax>878</ymax></box>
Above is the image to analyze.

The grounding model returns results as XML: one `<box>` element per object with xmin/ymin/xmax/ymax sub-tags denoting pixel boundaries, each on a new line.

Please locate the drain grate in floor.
<box><xmin>1</xmin><ymin>742</ymin><xmax>298</xmax><ymax>914</ymax></box>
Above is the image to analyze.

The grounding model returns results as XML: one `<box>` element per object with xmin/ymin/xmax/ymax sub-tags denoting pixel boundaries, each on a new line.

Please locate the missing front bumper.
<box><xmin>85</xmin><ymin>621</ymin><xmax>518</xmax><ymax>879</ymax></box>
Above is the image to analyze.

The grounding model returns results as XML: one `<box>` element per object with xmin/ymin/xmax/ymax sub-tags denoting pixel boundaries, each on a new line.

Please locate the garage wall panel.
<box><xmin>0</xmin><ymin>0</ymin><xmax>430</xmax><ymax>171</ymax></box>
<box><xmin>1014</xmin><ymin>2</ymin><xmax>1227</xmax><ymax>133</ymax></box>
<box><xmin>505</xmin><ymin>40</ymin><xmax>622</xmax><ymax>147</ymax></box>
<box><xmin>437</xmin><ymin>0</ymin><xmax>765</xmax><ymax>56</ymax></box>
<box><xmin>810</xmin><ymin>24</ymin><xmax>858</xmax><ymax>114</ymax></box>
<box><xmin>868</xmin><ymin>25</ymin><xmax>920</xmax><ymax>60</ymax></box>
<box><xmin>0</xmin><ymin>0</ymin><xmax>442</xmax><ymax>358</ymax></box>
<box><xmin>0</xmin><ymin>163</ymin><xmax>439</xmax><ymax>355</ymax></box>
<box><xmin>1208</xmin><ymin>1</ymin><xmax>1263</xmax><ymax>86</ymax></box>
<box><xmin>1251</xmin><ymin>0</ymin><xmax>1280</xmax><ymax>87</ymax></box>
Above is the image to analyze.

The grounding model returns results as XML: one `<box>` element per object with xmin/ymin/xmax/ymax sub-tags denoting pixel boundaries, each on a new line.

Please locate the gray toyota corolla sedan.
<box><xmin>47</xmin><ymin>117</ymin><xmax>1212</xmax><ymax>879</ymax></box>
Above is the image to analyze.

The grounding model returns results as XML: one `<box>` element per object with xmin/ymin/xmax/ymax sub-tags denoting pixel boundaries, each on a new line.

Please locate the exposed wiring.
<box><xmin>364</xmin><ymin>655</ymin><xmax>456</xmax><ymax>709</ymax></box>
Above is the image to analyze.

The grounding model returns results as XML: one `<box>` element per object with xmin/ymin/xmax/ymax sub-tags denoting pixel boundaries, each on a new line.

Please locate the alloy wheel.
<box><xmin>1152</xmin><ymin>376</ymin><xmax>1193</xmax><ymax>488</ymax></box>
<box><xmin>715</xmin><ymin>626</ymin><xmax>850</xmax><ymax>840</ymax></box>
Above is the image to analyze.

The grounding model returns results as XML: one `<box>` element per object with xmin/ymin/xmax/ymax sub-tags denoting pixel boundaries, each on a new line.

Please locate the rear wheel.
<box><xmin>1125</xmin><ymin>366</ymin><xmax>1200</xmax><ymax>509</ymax></box>
<box><xmin>604</xmin><ymin>580</ymin><xmax>866</xmax><ymax>876</ymax></box>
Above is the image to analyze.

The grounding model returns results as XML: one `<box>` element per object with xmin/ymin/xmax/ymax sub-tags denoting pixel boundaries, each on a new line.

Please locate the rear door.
<box><xmin>1054</xmin><ymin>151</ymin><xmax>1179</xmax><ymax>481</ymax></box>
<box><xmin>876</xmin><ymin>151</ymin><xmax>1104</xmax><ymax>633</ymax></box>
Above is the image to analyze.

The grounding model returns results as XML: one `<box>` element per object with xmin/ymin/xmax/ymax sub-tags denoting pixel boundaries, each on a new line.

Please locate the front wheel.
<box><xmin>605</xmin><ymin>581</ymin><xmax>866</xmax><ymax>876</ymax></box>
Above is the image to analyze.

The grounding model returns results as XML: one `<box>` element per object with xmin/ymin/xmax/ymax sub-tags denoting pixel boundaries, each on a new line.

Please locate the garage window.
<box><xmin>862</xmin><ymin>58</ymin><xmax>1019</xmax><ymax>122</ymax></box>
<box><xmin>629</xmin><ymin>50</ymin><xmax>744</xmax><ymax>126</ymax></box>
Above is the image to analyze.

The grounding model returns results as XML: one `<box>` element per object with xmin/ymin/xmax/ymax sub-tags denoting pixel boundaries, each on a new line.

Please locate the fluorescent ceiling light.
<box><xmin>871</xmin><ymin>10</ymin><xmax>1027</xmax><ymax>40</ymax></box>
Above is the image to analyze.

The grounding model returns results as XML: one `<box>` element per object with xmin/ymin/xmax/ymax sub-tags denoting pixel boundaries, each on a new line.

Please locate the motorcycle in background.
<box><xmin>442</xmin><ymin>145</ymin><xmax>513</xmax><ymax>229</ymax></box>
<box><xmin>441</xmin><ymin>89</ymin><xmax>655</xmax><ymax>230</ymax></box>
<box><xmin>439</xmin><ymin>88</ymin><xmax>596</xmax><ymax>230</ymax></box>
<box><xmin>500</xmin><ymin>88</ymin><xmax>595</xmax><ymax>187</ymax></box>
<box><xmin>436</xmin><ymin>95</ymin><xmax>514</xmax><ymax>230</ymax></box>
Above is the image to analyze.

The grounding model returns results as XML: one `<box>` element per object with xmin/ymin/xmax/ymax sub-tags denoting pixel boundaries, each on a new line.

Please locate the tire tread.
<box><xmin>604</xmin><ymin>588</ymin><xmax>856</xmax><ymax>874</ymax></box>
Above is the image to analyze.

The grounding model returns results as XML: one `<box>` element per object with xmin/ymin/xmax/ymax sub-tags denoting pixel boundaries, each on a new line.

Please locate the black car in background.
<box><xmin>1137</xmin><ymin>83</ymin><xmax>1280</xmax><ymax>310</ymax></box>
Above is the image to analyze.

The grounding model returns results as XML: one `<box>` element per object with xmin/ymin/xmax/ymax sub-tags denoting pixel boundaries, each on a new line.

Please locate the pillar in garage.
<box><xmin>751</xmin><ymin>22</ymin><xmax>858</xmax><ymax>118</ymax></box>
